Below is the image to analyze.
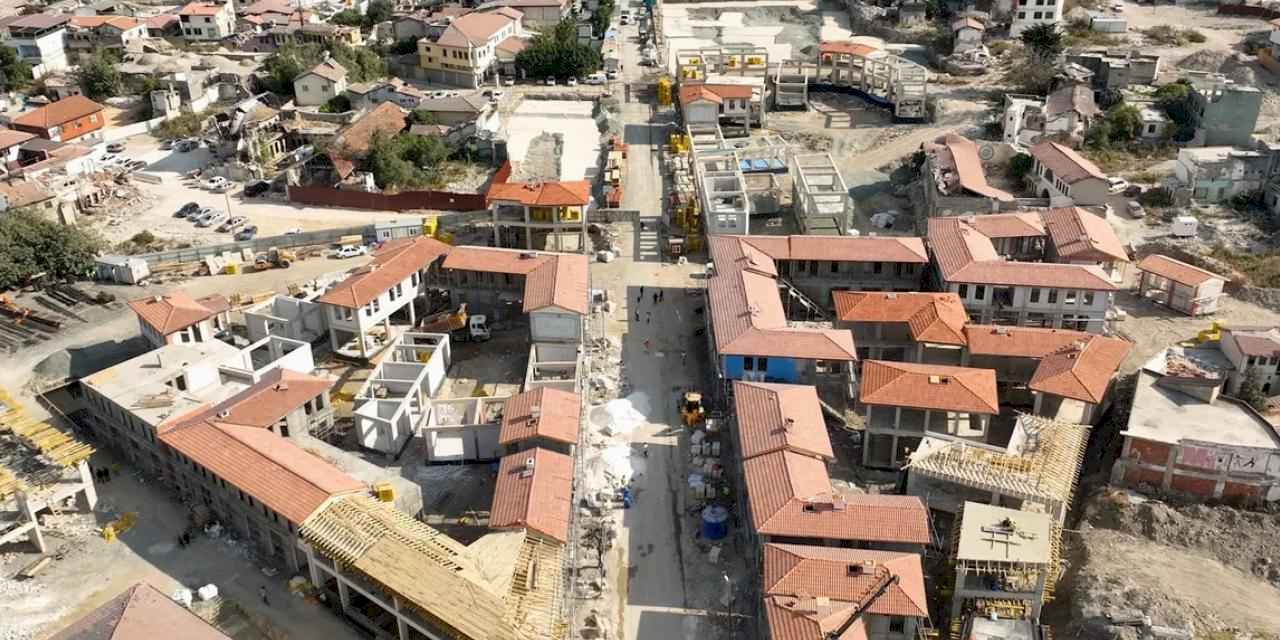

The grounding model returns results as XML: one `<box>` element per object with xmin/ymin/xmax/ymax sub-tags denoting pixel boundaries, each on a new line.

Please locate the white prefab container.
<box><xmin>1090</xmin><ymin>15</ymin><xmax>1127</xmax><ymax>32</ymax></box>
<box><xmin>1171</xmin><ymin>216</ymin><xmax>1198</xmax><ymax>237</ymax></box>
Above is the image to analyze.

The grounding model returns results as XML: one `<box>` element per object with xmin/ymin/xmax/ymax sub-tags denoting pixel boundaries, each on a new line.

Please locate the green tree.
<box><xmin>1007</xmin><ymin>153</ymin><xmax>1034</xmax><ymax>180</ymax></box>
<box><xmin>320</xmin><ymin>94</ymin><xmax>351</xmax><ymax>113</ymax></box>
<box><xmin>329</xmin><ymin>9</ymin><xmax>365</xmax><ymax>27</ymax></box>
<box><xmin>364</xmin><ymin>131</ymin><xmax>453</xmax><ymax>190</ymax></box>
<box><xmin>1020</xmin><ymin>23</ymin><xmax>1064</xmax><ymax>62</ymax></box>
<box><xmin>0</xmin><ymin>209</ymin><xmax>104</xmax><ymax>289</ymax></box>
<box><xmin>1236</xmin><ymin>369</ymin><xmax>1269</xmax><ymax>412</ymax></box>
<box><xmin>1155</xmin><ymin>81</ymin><xmax>1198</xmax><ymax>143</ymax></box>
<box><xmin>367</xmin><ymin>0</ymin><xmax>394</xmax><ymax>24</ymax></box>
<box><xmin>0</xmin><ymin>46</ymin><xmax>32</xmax><ymax>91</ymax></box>
<box><xmin>408</xmin><ymin>108</ymin><xmax>437</xmax><ymax>125</ymax></box>
<box><xmin>516</xmin><ymin>17</ymin><xmax>602</xmax><ymax>79</ymax></box>
<box><xmin>390</xmin><ymin>38</ymin><xmax>419</xmax><ymax>55</ymax></box>
<box><xmin>1104</xmin><ymin>103</ymin><xmax>1143</xmax><ymax>142</ymax></box>
<box><xmin>75</xmin><ymin>49</ymin><xmax>123</xmax><ymax>100</ymax></box>
<box><xmin>592</xmin><ymin>0</ymin><xmax>615</xmax><ymax>38</ymax></box>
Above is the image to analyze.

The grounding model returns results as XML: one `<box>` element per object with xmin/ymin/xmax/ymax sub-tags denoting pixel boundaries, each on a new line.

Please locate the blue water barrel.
<box><xmin>701</xmin><ymin>505</ymin><xmax>729</xmax><ymax>540</ymax></box>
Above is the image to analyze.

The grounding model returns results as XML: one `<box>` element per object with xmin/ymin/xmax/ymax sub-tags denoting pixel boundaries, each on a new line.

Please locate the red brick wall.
<box><xmin>1169</xmin><ymin>474</ymin><xmax>1216</xmax><ymax>497</ymax></box>
<box><xmin>1126</xmin><ymin>438</ymin><xmax>1171</xmax><ymax>465</ymax></box>
<box><xmin>1222</xmin><ymin>481</ymin><xmax>1262</xmax><ymax>500</ymax></box>
<box><xmin>1123</xmin><ymin>467</ymin><xmax>1165</xmax><ymax>489</ymax></box>
<box><xmin>288</xmin><ymin>185</ymin><xmax>486</xmax><ymax>212</ymax></box>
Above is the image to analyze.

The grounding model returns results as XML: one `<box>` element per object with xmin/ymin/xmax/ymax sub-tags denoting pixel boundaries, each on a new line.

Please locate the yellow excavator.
<box><xmin>255</xmin><ymin>247</ymin><xmax>295</xmax><ymax>270</ymax></box>
<box><xmin>680</xmin><ymin>391</ymin><xmax>705</xmax><ymax>427</ymax></box>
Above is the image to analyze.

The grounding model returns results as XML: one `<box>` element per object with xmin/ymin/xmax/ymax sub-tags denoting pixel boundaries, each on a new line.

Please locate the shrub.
<box><xmin>130</xmin><ymin>231</ymin><xmax>156</xmax><ymax>245</ymax></box>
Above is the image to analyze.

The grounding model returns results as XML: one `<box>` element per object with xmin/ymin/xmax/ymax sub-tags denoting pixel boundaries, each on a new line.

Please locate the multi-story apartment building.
<box><xmin>417</xmin><ymin>9</ymin><xmax>522</xmax><ymax>88</ymax></box>
<box><xmin>178</xmin><ymin>1</ymin><xmax>235</xmax><ymax>41</ymax></box>
<box><xmin>927</xmin><ymin>216</ymin><xmax>1117</xmax><ymax>332</ymax></box>
<box><xmin>487</xmin><ymin>178</ymin><xmax>591</xmax><ymax>254</ymax></box>
<box><xmin>1009</xmin><ymin>0</ymin><xmax>1062</xmax><ymax>37</ymax></box>
<box><xmin>833</xmin><ymin>291</ymin><xmax>968</xmax><ymax>365</ymax></box>
<box><xmin>0</xmin><ymin>14</ymin><xmax>70</xmax><ymax>77</ymax></box>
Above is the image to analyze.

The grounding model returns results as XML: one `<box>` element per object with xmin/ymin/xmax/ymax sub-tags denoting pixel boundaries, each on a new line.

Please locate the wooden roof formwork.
<box><xmin>301</xmin><ymin>494</ymin><xmax>566</xmax><ymax>640</ymax></box>
<box><xmin>0</xmin><ymin>387</ymin><xmax>94</xmax><ymax>499</ymax></box>
<box><xmin>906</xmin><ymin>414</ymin><xmax>1087</xmax><ymax>512</ymax></box>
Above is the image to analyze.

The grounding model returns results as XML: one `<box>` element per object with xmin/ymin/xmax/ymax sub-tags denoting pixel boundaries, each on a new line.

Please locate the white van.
<box><xmin>585</xmin><ymin>72</ymin><xmax>607</xmax><ymax>85</ymax></box>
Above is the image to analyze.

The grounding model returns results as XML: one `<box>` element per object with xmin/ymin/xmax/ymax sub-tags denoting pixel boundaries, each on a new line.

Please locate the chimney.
<box><xmin>783</xmin><ymin>417</ymin><xmax>795</xmax><ymax>431</ymax></box>
<box><xmin>275</xmin><ymin>382</ymin><xmax>289</xmax><ymax>391</ymax></box>
<box><xmin>928</xmin><ymin>375</ymin><xmax>948</xmax><ymax>384</ymax></box>
<box><xmin>217</xmin><ymin>410</ymin><xmax>231</xmax><ymax>418</ymax></box>
<box><xmin>530</xmin><ymin>404</ymin><xmax>542</xmax><ymax>419</ymax></box>
<box><xmin>153</xmin><ymin>295</ymin><xmax>164</xmax><ymax>303</ymax></box>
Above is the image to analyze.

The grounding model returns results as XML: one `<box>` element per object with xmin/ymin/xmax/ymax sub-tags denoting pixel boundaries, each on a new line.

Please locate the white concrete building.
<box><xmin>1010</xmin><ymin>0</ymin><xmax>1062</xmax><ymax>37</ymax></box>
<box><xmin>293</xmin><ymin>60</ymin><xmax>348</xmax><ymax>108</ymax></box>
<box><xmin>1</xmin><ymin>14</ymin><xmax>70</xmax><ymax>78</ymax></box>
<box><xmin>1220</xmin><ymin>324</ymin><xmax>1280</xmax><ymax>396</ymax></box>
<box><xmin>127</xmin><ymin>292</ymin><xmax>231</xmax><ymax>349</ymax></box>
<box><xmin>178</xmin><ymin>1</ymin><xmax>235</xmax><ymax>40</ymax></box>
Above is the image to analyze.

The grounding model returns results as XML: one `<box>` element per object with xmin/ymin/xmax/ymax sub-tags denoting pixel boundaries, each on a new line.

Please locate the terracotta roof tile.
<box><xmin>442</xmin><ymin>246</ymin><xmax>588</xmax><ymax>314</ymax></box>
<box><xmin>742</xmin><ymin>450</ymin><xmax>930</xmax><ymax>544</ymax></box>
<box><xmin>127</xmin><ymin>292</ymin><xmax>224</xmax><ymax>336</ymax></box>
<box><xmin>194</xmin><ymin>368</ymin><xmax>335</xmax><ymax>430</ymax></box>
<box><xmin>763</xmin><ymin>544</ymin><xmax>928</xmax><ymax>619</ymax></box>
<box><xmin>832</xmin><ymin>291</ymin><xmax>967</xmax><ymax>346</ymax></box>
<box><xmin>963</xmin><ymin>324</ymin><xmax>1091</xmax><ymax>358</ymax></box>
<box><xmin>1046</xmin><ymin>84</ymin><xmax>1100</xmax><ymax>119</ymax></box>
<box><xmin>499</xmin><ymin>388</ymin><xmax>580</xmax><ymax>446</ymax></box>
<box><xmin>1223</xmin><ymin>326</ymin><xmax>1280</xmax><ymax>358</ymax></box>
<box><xmin>678</xmin><ymin>84</ymin><xmax>723</xmax><ymax>106</ymax></box>
<box><xmin>303</xmin><ymin>60</ymin><xmax>347</xmax><ymax>83</ymax></box>
<box><xmin>179</xmin><ymin>2</ymin><xmax>225</xmax><ymax>16</ymax></box>
<box><xmin>1029</xmin><ymin>335</ymin><xmax>1131</xmax><ymax>404</ymax></box>
<box><xmin>733</xmin><ymin>381</ymin><xmax>834</xmax><ymax>461</ymax></box>
<box><xmin>48</xmin><ymin>582</ymin><xmax>232</xmax><ymax>640</ymax></box>
<box><xmin>160</xmin><ymin>421</ymin><xmax>364</xmax><ymax>525</ymax></box>
<box><xmin>147</xmin><ymin>14</ymin><xmax>179</xmax><ymax>28</ymax></box>
<box><xmin>490</xmin><ymin>447</ymin><xmax>573</xmax><ymax>543</ymax></box>
<box><xmin>0</xmin><ymin>128</ymin><xmax>36</xmax><ymax>148</ymax></box>
<box><xmin>1136</xmin><ymin>254</ymin><xmax>1226</xmax><ymax>287</ymax></box>
<box><xmin>12</xmin><ymin>95</ymin><xmax>104</xmax><ymax>129</ymax></box>
<box><xmin>951</xmin><ymin>16</ymin><xmax>984</xmax><ymax>31</ymax></box>
<box><xmin>707</xmin><ymin>236</ymin><xmax>858</xmax><ymax>361</ymax></box>
<box><xmin>928</xmin><ymin>217</ymin><xmax>1118</xmax><ymax>290</ymax></box>
<box><xmin>929</xmin><ymin>133</ymin><xmax>1015</xmax><ymax>202</ymax></box>
<box><xmin>819</xmin><ymin>41</ymin><xmax>879</xmax><ymax>57</ymax></box>
<box><xmin>739</xmin><ymin>235</ymin><xmax>928</xmax><ymax>264</ymax></box>
<box><xmin>69</xmin><ymin>15</ymin><xmax>141</xmax><ymax>29</ymax></box>
<box><xmin>859</xmin><ymin>360</ymin><xmax>999</xmax><ymax>414</ymax></box>
<box><xmin>1029</xmin><ymin>140</ymin><xmax>1106</xmax><ymax>184</ymax></box>
<box><xmin>317</xmin><ymin>236</ymin><xmax>450</xmax><ymax>308</ymax></box>
<box><xmin>434</xmin><ymin>11</ymin><xmax>514</xmax><ymax>47</ymax></box>
<box><xmin>486</xmin><ymin>180</ymin><xmax>591</xmax><ymax>206</ymax></box>
<box><xmin>962</xmin><ymin>212</ymin><xmax>1046</xmax><ymax>239</ymax></box>
<box><xmin>1041</xmin><ymin>206</ymin><xmax>1128</xmax><ymax>262</ymax></box>
<box><xmin>495</xmin><ymin>35</ymin><xmax>528</xmax><ymax>54</ymax></box>
<box><xmin>332</xmin><ymin>102</ymin><xmax>406</xmax><ymax>159</ymax></box>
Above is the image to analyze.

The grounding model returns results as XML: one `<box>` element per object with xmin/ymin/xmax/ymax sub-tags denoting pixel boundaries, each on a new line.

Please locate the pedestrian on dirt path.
<box><xmin>260</xmin><ymin>586</ymin><xmax>269</xmax><ymax>606</ymax></box>
<box><xmin>652</xmin><ymin>292</ymin><xmax>658</xmax><ymax>304</ymax></box>
<box><xmin>659</xmin><ymin>290</ymin><xmax>665</xmax><ymax>303</ymax></box>
<box><xmin>639</xmin><ymin>286</ymin><xmax>645</xmax><ymax>298</ymax></box>
<box><xmin>643</xmin><ymin>339</ymin><xmax>651</xmax><ymax>353</ymax></box>
<box><xmin>634</xmin><ymin>310</ymin><xmax>639</xmax><ymax>322</ymax></box>
<box><xmin>646</xmin><ymin>312</ymin><xmax>651</xmax><ymax>324</ymax></box>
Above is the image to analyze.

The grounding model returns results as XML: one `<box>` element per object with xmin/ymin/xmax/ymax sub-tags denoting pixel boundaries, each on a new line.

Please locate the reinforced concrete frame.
<box><xmin>772</xmin><ymin>59</ymin><xmax>811</xmax><ymax>109</ymax></box>
<box><xmin>675</xmin><ymin>45</ymin><xmax>770</xmax><ymax>81</ymax></box>
<box><xmin>790</xmin><ymin>152</ymin><xmax>851</xmax><ymax>236</ymax></box>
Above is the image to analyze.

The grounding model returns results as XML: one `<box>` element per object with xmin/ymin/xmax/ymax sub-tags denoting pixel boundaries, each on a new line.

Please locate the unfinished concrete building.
<box><xmin>814</xmin><ymin>41</ymin><xmax>928</xmax><ymax>120</ymax></box>
<box><xmin>353</xmin><ymin>332</ymin><xmax>451</xmax><ymax>455</ymax></box>
<box><xmin>771</xmin><ymin>59</ymin><xmax>810</xmax><ymax>109</ymax></box>
<box><xmin>950</xmin><ymin>502</ymin><xmax>1057</xmax><ymax>623</ymax></box>
<box><xmin>487</xmin><ymin>179</ymin><xmax>592</xmax><ymax>254</ymax></box>
<box><xmin>694</xmin><ymin>146</ymin><xmax>751</xmax><ymax>235</ymax></box>
<box><xmin>0</xmin><ymin>388</ymin><xmax>97</xmax><ymax>555</ymax></box>
<box><xmin>421</xmin><ymin>395</ymin><xmax>507</xmax><ymax>462</ymax></box>
<box><xmin>790</xmin><ymin>152</ymin><xmax>851</xmax><ymax>235</ymax></box>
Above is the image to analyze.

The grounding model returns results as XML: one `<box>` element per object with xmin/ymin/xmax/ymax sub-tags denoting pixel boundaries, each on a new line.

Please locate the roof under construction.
<box><xmin>907</xmin><ymin>414</ymin><xmax>1087</xmax><ymax>509</ymax></box>
<box><xmin>300</xmin><ymin>494</ymin><xmax>565</xmax><ymax>640</ymax></box>
<box><xmin>0</xmin><ymin>387</ymin><xmax>94</xmax><ymax>499</ymax></box>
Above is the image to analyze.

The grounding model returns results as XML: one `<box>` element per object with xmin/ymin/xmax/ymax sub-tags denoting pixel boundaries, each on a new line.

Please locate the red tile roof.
<box><xmin>495</xmin><ymin>35</ymin><xmax>527</xmax><ymax>54</ymax></box>
<box><xmin>1040</xmin><ymin>207</ymin><xmax>1128</xmax><ymax>263</ymax></box>
<box><xmin>197</xmin><ymin>368</ymin><xmax>334</xmax><ymax>430</ymax></box>
<box><xmin>12</xmin><ymin>95</ymin><xmax>104</xmax><ymax>130</ymax></box>
<box><xmin>499</xmin><ymin>388</ymin><xmax>580</xmax><ymax>446</ymax></box>
<box><xmin>819</xmin><ymin>41</ymin><xmax>879</xmax><ymax>57</ymax></box>
<box><xmin>486</xmin><ymin>180</ymin><xmax>591</xmax><ymax>206</ymax></box>
<box><xmin>332</xmin><ymin>102</ymin><xmax>406</xmax><ymax>159</ymax></box>
<box><xmin>952</xmin><ymin>16</ymin><xmax>984</xmax><ymax>31</ymax></box>
<box><xmin>927</xmin><ymin>133</ymin><xmax>1015</xmax><ymax>202</ymax></box>
<box><xmin>69</xmin><ymin>15</ymin><xmax>142</xmax><ymax>29</ymax></box>
<box><xmin>490</xmin><ymin>447</ymin><xmax>573</xmax><ymax>543</ymax></box>
<box><xmin>0</xmin><ymin>128</ymin><xmax>35</xmax><ymax>148</ymax></box>
<box><xmin>742</xmin><ymin>450</ymin><xmax>930</xmax><ymax>544</ymax></box>
<box><xmin>179</xmin><ymin>2</ymin><xmax>225</xmax><ymax>16</ymax></box>
<box><xmin>318</xmin><ymin>236</ymin><xmax>450</xmax><ymax>308</ymax></box>
<box><xmin>859</xmin><ymin>360</ymin><xmax>999</xmax><ymax>414</ymax></box>
<box><xmin>928</xmin><ymin>217</ymin><xmax>1118</xmax><ymax>290</ymax></box>
<box><xmin>733</xmin><ymin>381</ymin><xmax>834</xmax><ymax>461</ymax></box>
<box><xmin>763</xmin><ymin>543</ymin><xmax>928</xmax><ymax>618</ymax></box>
<box><xmin>1223</xmin><ymin>326</ymin><xmax>1280</xmax><ymax>358</ymax></box>
<box><xmin>127</xmin><ymin>292</ymin><xmax>226</xmax><ymax>336</ymax></box>
<box><xmin>160</xmin><ymin>420</ymin><xmax>364</xmax><ymax>525</ymax></box>
<box><xmin>1136</xmin><ymin>254</ymin><xmax>1226</xmax><ymax>287</ymax></box>
<box><xmin>832</xmin><ymin>291</ymin><xmax>967</xmax><ymax>346</ymax></box>
<box><xmin>678</xmin><ymin>84</ymin><xmax>722</xmax><ymax>106</ymax></box>
<box><xmin>738</xmin><ymin>235</ymin><xmax>928</xmax><ymax>264</ymax></box>
<box><xmin>146</xmin><ymin>14</ymin><xmax>179</xmax><ymax>28</ymax></box>
<box><xmin>963</xmin><ymin>212</ymin><xmax>1045</xmax><ymax>239</ymax></box>
<box><xmin>48</xmin><ymin>582</ymin><xmax>232</xmax><ymax>640</ymax></box>
<box><xmin>1029</xmin><ymin>335</ymin><xmax>1131</xmax><ymax>404</ymax></box>
<box><xmin>707</xmin><ymin>236</ymin><xmax>858</xmax><ymax>361</ymax></box>
<box><xmin>1029</xmin><ymin>140</ymin><xmax>1106</xmax><ymax>184</ymax></box>
<box><xmin>435</xmin><ymin>11</ymin><xmax>515</xmax><ymax>47</ymax></box>
<box><xmin>442</xmin><ymin>246</ymin><xmax>588</xmax><ymax>315</ymax></box>
<box><xmin>963</xmin><ymin>324</ymin><xmax>1091</xmax><ymax>358</ymax></box>
<box><xmin>677</xmin><ymin>83</ymin><xmax>753</xmax><ymax>106</ymax></box>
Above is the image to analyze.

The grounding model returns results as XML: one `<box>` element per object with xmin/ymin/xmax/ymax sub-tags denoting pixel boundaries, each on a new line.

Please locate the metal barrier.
<box><xmin>131</xmin><ymin>225</ymin><xmax>371</xmax><ymax>266</ymax></box>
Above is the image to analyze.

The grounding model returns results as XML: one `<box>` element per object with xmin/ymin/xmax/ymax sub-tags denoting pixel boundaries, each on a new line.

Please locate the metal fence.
<box><xmin>131</xmin><ymin>225</ymin><xmax>372</xmax><ymax>266</ymax></box>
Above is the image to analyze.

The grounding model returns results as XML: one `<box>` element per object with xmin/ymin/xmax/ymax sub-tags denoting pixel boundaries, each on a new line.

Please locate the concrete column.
<box><xmin>329</xmin><ymin>327</ymin><xmax>341</xmax><ymax>354</ymax></box>
<box><xmin>337</xmin><ymin>576</ymin><xmax>352</xmax><ymax>609</ymax></box>
<box><xmin>75</xmin><ymin>460</ymin><xmax>97</xmax><ymax>511</ymax></box>
<box><xmin>861</xmin><ymin>406</ymin><xmax>873</xmax><ymax>467</ymax></box>
<box><xmin>306</xmin><ymin>548</ymin><xmax>323</xmax><ymax>588</ymax></box>
<box><xmin>407</xmin><ymin>298</ymin><xmax>416</xmax><ymax>326</ymax></box>
<box><xmin>17</xmin><ymin>492</ymin><xmax>46</xmax><ymax>553</ymax></box>
<box><xmin>950</xmin><ymin>566</ymin><xmax>964</xmax><ymax>620</ymax></box>
<box><xmin>491</xmin><ymin>206</ymin><xmax>501</xmax><ymax>248</ymax></box>
<box><xmin>1031</xmin><ymin>571</ymin><xmax>1047</xmax><ymax>620</ymax></box>
<box><xmin>1033</xmin><ymin>391</ymin><xmax>1043</xmax><ymax>416</ymax></box>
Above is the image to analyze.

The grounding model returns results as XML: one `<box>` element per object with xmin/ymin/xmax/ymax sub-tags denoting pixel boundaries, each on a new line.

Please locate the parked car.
<box><xmin>175</xmin><ymin>139</ymin><xmax>197</xmax><ymax>152</ymax></box>
<box><xmin>192</xmin><ymin>207</ymin><xmax>216</xmax><ymax>223</ymax></box>
<box><xmin>503</xmin><ymin>77</ymin><xmax>515</xmax><ymax>86</ymax></box>
<box><xmin>235</xmin><ymin>225</ymin><xmax>259</xmax><ymax>241</ymax></box>
<box><xmin>483</xmin><ymin>89</ymin><xmax>505</xmax><ymax>100</ymax></box>
<box><xmin>218</xmin><ymin>216</ymin><xmax>248</xmax><ymax>232</ymax></box>
<box><xmin>1122</xmin><ymin>184</ymin><xmax>1143</xmax><ymax>198</ymax></box>
<box><xmin>106</xmin><ymin>142</ymin><xmax>126</xmax><ymax>153</ymax></box>
<box><xmin>125</xmin><ymin>159</ymin><xmax>147</xmax><ymax>171</ymax></box>
<box><xmin>545</xmin><ymin>77</ymin><xmax>557</xmax><ymax>86</ymax></box>
<box><xmin>244</xmin><ymin>180</ymin><xmax>271</xmax><ymax>197</ymax></box>
<box><xmin>567</xmin><ymin>77</ymin><xmax>578</xmax><ymax>86</ymax></box>
<box><xmin>607</xmin><ymin>70</ymin><xmax>620</xmax><ymax>80</ymax></box>
<box><xmin>283</xmin><ymin>227</ymin><xmax>302</xmax><ymax>235</ymax></box>
<box><xmin>1107</xmin><ymin>177</ymin><xmax>1129</xmax><ymax>194</ymax></box>
<box><xmin>202</xmin><ymin>176</ymin><xmax>229</xmax><ymax>190</ymax></box>
<box><xmin>160</xmin><ymin>139</ymin><xmax>174</xmax><ymax>150</ymax></box>
<box><xmin>176</xmin><ymin>202</ymin><xmax>201</xmax><ymax>218</ymax></box>
<box><xmin>99</xmin><ymin>153</ymin><xmax>118</xmax><ymax>165</ymax></box>
<box><xmin>1126</xmin><ymin>200</ymin><xmax>1146</xmax><ymax>219</ymax></box>
<box><xmin>196</xmin><ymin>210</ymin><xmax>228</xmax><ymax>228</ymax></box>
<box><xmin>585</xmin><ymin>73</ymin><xmax>606</xmax><ymax>85</ymax></box>
<box><xmin>335</xmin><ymin>245</ymin><xmax>368</xmax><ymax>259</ymax></box>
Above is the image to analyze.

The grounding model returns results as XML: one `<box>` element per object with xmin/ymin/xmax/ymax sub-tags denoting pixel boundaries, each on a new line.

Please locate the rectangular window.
<box><xmin>889</xmin><ymin>618</ymin><xmax>905</xmax><ymax>633</ymax></box>
<box><xmin>974</xmin><ymin>285</ymin><xmax>986</xmax><ymax>301</ymax></box>
<box><xmin>1083</xmin><ymin>291</ymin><xmax>1095</xmax><ymax>306</ymax></box>
<box><xmin>757</xmin><ymin>357</ymin><xmax>768</xmax><ymax>371</ymax></box>
<box><xmin>1018</xmin><ymin>10</ymin><xmax>1027</xmax><ymax>18</ymax></box>
<box><xmin>1048</xmin><ymin>289</ymin><xmax>1058</xmax><ymax>304</ymax></box>
<box><xmin>743</xmin><ymin>357</ymin><xmax>754</xmax><ymax>371</ymax></box>
<box><xmin>1065</xmin><ymin>289</ymin><xmax>1078</xmax><ymax>304</ymax></box>
<box><xmin>1030</xmin><ymin>288</ymin><xmax>1040</xmax><ymax>303</ymax></box>
<box><xmin>830</xmin><ymin>261</ymin><xmax>839</xmax><ymax>273</ymax></box>
<box><xmin>958</xmin><ymin>284</ymin><xmax>969</xmax><ymax>299</ymax></box>
<box><xmin>873</xmin><ymin>262</ymin><xmax>883</xmax><ymax>274</ymax></box>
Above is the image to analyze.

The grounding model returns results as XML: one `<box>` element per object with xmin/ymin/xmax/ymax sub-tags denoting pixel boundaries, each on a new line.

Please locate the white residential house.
<box><xmin>127</xmin><ymin>293</ymin><xmax>231</xmax><ymax>349</ymax></box>
<box><xmin>1027</xmin><ymin>140</ymin><xmax>1110</xmax><ymax>206</ymax></box>
<box><xmin>1138</xmin><ymin>106</ymin><xmax>1171</xmax><ymax>141</ymax></box>
<box><xmin>677</xmin><ymin>82</ymin><xmax>765</xmax><ymax>130</ymax></box>
<box><xmin>1</xmin><ymin>14</ymin><xmax>70</xmax><ymax>78</ymax></box>
<box><xmin>293</xmin><ymin>59</ymin><xmax>348</xmax><ymax>108</ymax></box>
<box><xmin>952</xmin><ymin>17</ymin><xmax>984</xmax><ymax>53</ymax></box>
<box><xmin>178</xmin><ymin>1</ymin><xmax>235</xmax><ymax>41</ymax></box>
<box><xmin>1010</xmin><ymin>0</ymin><xmax>1062</xmax><ymax>37</ymax></box>
<box><xmin>1220</xmin><ymin>325</ymin><xmax>1280</xmax><ymax>396</ymax></box>
<box><xmin>1174</xmin><ymin>146</ymin><xmax>1269</xmax><ymax>203</ymax></box>
<box><xmin>1002</xmin><ymin>85</ymin><xmax>1100</xmax><ymax>149</ymax></box>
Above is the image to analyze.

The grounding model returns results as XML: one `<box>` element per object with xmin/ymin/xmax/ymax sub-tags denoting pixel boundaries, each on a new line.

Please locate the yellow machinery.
<box><xmin>680</xmin><ymin>391</ymin><xmax>705</xmax><ymax>427</ymax></box>
<box><xmin>255</xmin><ymin>247</ymin><xmax>295</xmax><ymax>270</ymax></box>
<box><xmin>657</xmin><ymin>77</ymin><xmax>673</xmax><ymax>106</ymax></box>
<box><xmin>101</xmin><ymin>512</ymin><xmax>138</xmax><ymax>542</ymax></box>
<box><xmin>373</xmin><ymin>481</ymin><xmax>395</xmax><ymax>502</ymax></box>
<box><xmin>1196</xmin><ymin>320</ymin><xmax>1225</xmax><ymax>343</ymax></box>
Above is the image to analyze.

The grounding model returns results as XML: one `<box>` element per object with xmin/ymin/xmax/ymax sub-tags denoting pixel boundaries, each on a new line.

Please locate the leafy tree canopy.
<box><xmin>1020</xmin><ymin>23</ymin><xmax>1064</xmax><ymax>61</ymax></box>
<box><xmin>515</xmin><ymin>18</ymin><xmax>602</xmax><ymax>80</ymax></box>
<box><xmin>365</xmin><ymin>131</ymin><xmax>452</xmax><ymax>190</ymax></box>
<box><xmin>76</xmin><ymin>49</ymin><xmax>123</xmax><ymax>101</ymax></box>
<box><xmin>0</xmin><ymin>46</ymin><xmax>32</xmax><ymax>91</ymax></box>
<box><xmin>262</xmin><ymin>42</ymin><xmax>385</xmax><ymax>97</ymax></box>
<box><xmin>0</xmin><ymin>209</ymin><xmax>104</xmax><ymax>289</ymax></box>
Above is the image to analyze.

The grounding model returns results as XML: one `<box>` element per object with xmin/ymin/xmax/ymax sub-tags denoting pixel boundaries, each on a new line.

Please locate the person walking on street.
<box><xmin>652</xmin><ymin>292</ymin><xmax>658</xmax><ymax>304</ymax></box>
<box><xmin>260</xmin><ymin>586</ymin><xmax>269</xmax><ymax>606</ymax></box>
<box><xmin>646</xmin><ymin>312</ymin><xmax>651</xmax><ymax>324</ymax></box>
<box><xmin>681</xmin><ymin>351</ymin><xmax>687</xmax><ymax>365</ymax></box>
<box><xmin>634</xmin><ymin>310</ymin><xmax>639</xmax><ymax>322</ymax></box>
<box><xmin>659</xmin><ymin>290</ymin><xmax>665</xmax><ymax>303</ymax></box>
<box><xmin>643</xmin><ymin>339</ymin><xmax>651</xmax><ymax>353</ymax></box>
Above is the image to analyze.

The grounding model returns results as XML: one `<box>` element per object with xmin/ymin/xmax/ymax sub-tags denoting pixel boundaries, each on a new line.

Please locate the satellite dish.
<box><xmin>978</xmin><ymin>144</ymin><xmax>996</xmax><ymax>161</ymax></box>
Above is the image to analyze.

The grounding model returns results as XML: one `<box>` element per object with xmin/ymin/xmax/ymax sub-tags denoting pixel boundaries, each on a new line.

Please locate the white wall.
<box><xmin>530</xmin><ymin>310</ymin><xmax>582</xmax><ymax>343</ymax></box>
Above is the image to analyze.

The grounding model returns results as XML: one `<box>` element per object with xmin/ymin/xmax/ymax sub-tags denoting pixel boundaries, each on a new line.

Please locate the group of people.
<box><xmin>634</xmin><ymin>286</ymin><xmax>665</xmax><ymax>324</ymax></box>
